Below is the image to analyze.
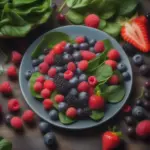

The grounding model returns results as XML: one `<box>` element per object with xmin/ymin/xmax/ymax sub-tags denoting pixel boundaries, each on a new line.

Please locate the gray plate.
<box><xmin>19</xmin><ymin>25</ymin><xmax>133</xmax><ymax>130</ymax></box>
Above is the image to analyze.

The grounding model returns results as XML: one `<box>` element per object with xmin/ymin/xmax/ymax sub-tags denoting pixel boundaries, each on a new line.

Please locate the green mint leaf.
<box><xmin>0</xmin><ymin>139</ymin><xmax>12</xmax><ymax>150</ymax></box>
<box><xmin>90</xmin><ymin>110</ymin><xmax>104</xmax><ymax>121</ymax></box>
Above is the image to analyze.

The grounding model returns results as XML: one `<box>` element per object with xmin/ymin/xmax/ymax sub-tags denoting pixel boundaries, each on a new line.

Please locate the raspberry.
<box><xmin>53</xmin><ymin>43</ymin><xmax>64</xmax><ymax>54</ymax></box>
<box><xmin>77</xmin><ymin>81</ymin><xmax>89</xmax><ymax>92</ymax></box>
<box><xmin>44</xmin><ymin>54</ymin><xmax>54</xmax><ymax>65</ymax></box>
<box><xmin>78</xmin><ymin>60</ymin><xmax>88</xmax><ymax>71</ymax></box>
<box><xmin>66</xmin><ymin>107</ymin><xmax>77</xmax><ymax>118</ymax></box>
<box><xmin>105</xmin><ymin>60</ymin><xmax>117</xmax><ymax>70</ymax></box>
<box><xmin>49</xmin><ymin>50</ymin><xmax>55</xmax><ymax>56</ymax></box>
<box><xmin>11</xmin><ymin>51</ymin><xmax>22</xmax><ymax>65</ymax></box>
<box><xmin>89</xmin><ymin>95</ymin><xmax>105</xmax><ymax>110</ymax></box>
<box><xmin>84</xmin><ymin>14</ymin><xmax>100</xmax><ymax>28</ymax></box>
<box><xmin>8</xmin><ymin>99</ymin><xmax>20</xmax><ymax>112</ymax></box>
<box><xmin>41</xmin><ymin>89</ymin><xmax>51</xmax><ymax>98</ymax></box>
<box><xmin>39</xmin><ymin>62</ymin><xmax>49</xmax><ymax>74</ymax></box>
<box><xmin>75</xmin><ymin>36</ymin><xmax>85</xmax><ymax>44</ymax></box>
<box><xmin>80</xmin><ymin>50</ymin><xmax>96</xmax><ymax>61</ymax></box>
<box><xmin>67</xmin><ymin>62</ymin><xmax>76</xmax><ymax>72</ymax></box>
<box><xmin>42</xmin><ymin>99</ymin><xmax>53</xmax><ymax>110</ymax></box>
<box><xmin>64</xmin><ymin>70</ymin><xmax>73</xmax><ymax>80</ymax></box>
<box><xmin>60</xmin><ymin>41</ymin><xmax>67</xmax><ymax>47</ymax></box>
<box><xmin>94</xmin><ymin>41</ymin><xmax>105</xmax><ymax>53</ymax></box>
<box><xmin>33</xmin><ymin>82</ymin><xmax>43</xmax><ymax>93</ymax></box>
<box><xmin>88</xmin><ymin>76</ymin><xmax>98</xmax><ymax>86</ymax></box>
<box><xmin>48</xmin><ymin>67</ymin><xmax>57</xmax><ymax>78</ymax></box>
<box><xmin>36</xmin><ymin>76</ymin><xmax>45</xmax><ymax>83</ymax></box>
<box><xmin>7</xmin><ymin>65</ymin><xmax>17</xmax><ymax>79</ymax></box>
<box><xmin>0</xmin><ymin>81</ymin><xmax>12</xmax><ymax>95</ymax></box>
<box><xmin>57</xmin><ymin>13</ymin><xmax>66</xmax><ymax>22</ymax></box>
<box><xmin>107</xmin><ymin>49</ymin><xmax>120</xmax><ymax>61</ymax></box>
<box><xmin>10</xmin><ymin>117</ymin><xmax>23</xmax><ymax>129</ymax></box>
<box><xmin>43</xmin><ymin>80</ymin><xmax>56</xmax><ymax>91</ymax></box>
<box><xmin>108</xmin><ymin>75</ymin><xmax>120</xmax><ymax>85</ymax></box>
<box><xmin>88</xmin><ymin>86</ymin><xmax>95</xmax><ymax>96</ymax></box>
<box><xmin>55</xmin><ymin>94</ymin><xmax>64</xmax><ymax>103</ymax></box>
<box><xmin>22</xmin><ymin>110</ymin><xmax>35</xmax><ymax>123</ymax></box>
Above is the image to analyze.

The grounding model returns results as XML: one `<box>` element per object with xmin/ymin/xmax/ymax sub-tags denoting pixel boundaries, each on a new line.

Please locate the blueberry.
<box><xmin>49</xmin><ymin>109</ymin><xmax>58</xmax><ymax>121</ymax></box>
<box><xmin>63</xmin><ymin>53</ymin><xmax>73</xmax><ymax>63</ymax></box>
<box><xmin>144</xmin><ymin>91</ymin><xmax>150</xmax><ymax>99</ymax></box>
<box><xmin>78</xmin><ymin>92</ymin><xmax>88</xmax><ymax>107</ymax></box>
<box><xmin>25</xmin><ymin>70</ymin><xmax>32</xmax><ymax>80</ymax></box>
<box><xmin>38</xmin><ymin>55</ymin><xmax>45</xmax><ymax>63</ymax></box>
<box><xmin>122</xmin><ymin>72</ymin><xmax>130</xmax><ymax>81</ymax></box>
<box><xmin>43</xmin><ymin>48</ymin><xmax>50</xmax><ymax>55</ymax></box>
<box><xmin>124</xmin><ymin>116</ymin><xmax>136</xmax><ymax>126</ymax></box>
<box><xmin>117</xmin><ymin>63</ymin><xmax>127</xmax><ymax>72</ymax></box>
<box><xmin>72</xmin><ymin>51</ymin><xmax>82</xmax><ymax>61</ymax></box>
<box><xmin>58</xmin><ymin>102</ymin><xmax>68</xmax><ymax>112</ymax></box>
<box><xmin>39</xmin><ymin>122</ymin><xmax>51</xmax><ymax>134</ymax></box>
<box><xmin>89</xmin><ymin>47</ymin><xmax>95</xmax><ymax>53</ymax></box>
<box><xmin>145</xmin><ymin>81</ymin><xmax>150</xmax><ymax>89</ymax></box>
<box><xmin>44</xmin><ymin>132</ymin><xmax>56</xmax><ymax>147</ymax></box>
<box><xmin>132</xmin><ymin>54</ymin><xmax>144</xmax><ymax>66</ymax></box>
<box><xmin>69</xmin><ymin>76</ymin><xmax>79</xmax><ymax>87</ymax></box>
<box><xmin>132</xmin><ymin>106</ymin><xmax>146</xmax><ymax>120</ymax></box>
<box><xmin>89</xmin><ymin>39</ymin><xmax>96</xmax><ymax>47</ymax></box>
<box><xmin>56</xmin><ymin>66</ymin><xmax>65</xmax><ymax>72</ymax></box>
<box><xmin>83</xmin><ymin>107</ymin><xmax>91</xmax><ymax>116</ymax></box>
<box><xmin>135</xmin><ymin>99</ymin><xmax>143</xmax><ymax>106</ymax></box>
<box><xmin>79</xmin><ymin>43</ymin><xmax>89</xmax><ymax>50</ymax></box>
<box><xmin>51</xmin><ymin>3</ymin><xmax>57</xmax><ymax>9</ymax></box>
<box><xmin>58</xmin><ymin>72</ymin><xmax>64</xmax><ymax>77</ymax></box>
<box><xmin>84</xmin><ymin>36</ymin><xmax>89</xmax><ymax>42</ymax></box>
<box><xmin>64</xmin><ymin>43</ymin><xmax>74</xmax><ymax>54</ymax></box>
<box><xmin>5</xmin><ymin>114</ymin><xmax>13</xmax><ymax>125</ymax></box>
<box><xmin>77</xmin><ymin>108</ymin><xmax>84</xmax><ymax>117</ymax></box>
<box><xmin>76</xmin><ymin>68</ymin><xmax>82</xmax><ymax>75</ymax></box>
<box><xmin>143</xmin><ymin>100</ymin><xmax>150</xmax><ymax>110</ymax></box>
<box><xmin>34</xmin><ymin>67</ymin><xmax>39</xmax><ymax>72</ymax></box>
<box><xmin>139</xmin><ymin>64</ymin><xmax>150</xmax><ymax>76</ymax></box>
<box><xmin>126</xmin><ymin>127</ymin><xmax>135</xmax><ymax>137</ymax></box>
<box><xmin>69</xmin><ymin>88</ymin><xmax>78</xmax><ymax>96</ymax></box>
<box><xmin>122</xmin><ymin>43</ymin><xmax>137</xmax><ymax>56</ymax></box>
<box><xmin>32</xmin><ymin>59</ymin><xmax>40</xmax><ymax>67</ymax></box>
<box><xmin>73</xmin><ymin>43</ymin><xmax>80</xmax><ymax>50</ymax></box>
<box><xmin>79</xmin><ymin>74</ymin><xmax>87</xmax><ymax>82</ymax></box>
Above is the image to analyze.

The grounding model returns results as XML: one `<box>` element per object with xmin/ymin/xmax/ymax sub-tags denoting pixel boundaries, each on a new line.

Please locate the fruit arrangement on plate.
<box><xmin>24</xmin><ymin>31</ymin><xmax>131</xmax><ymax>125</ymax></box>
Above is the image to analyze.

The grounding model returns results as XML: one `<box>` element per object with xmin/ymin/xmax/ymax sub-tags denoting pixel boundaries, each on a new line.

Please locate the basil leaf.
<box><xmin>59</xmin><ymin>112</ymin><xmax>75</xmax><ymax>125</ymax></box>
<box><xmin>12</xmin><ymin>0</ymin><xmax>38</xmax><ymax>7</ymax></box>
<box><xmin>0</xmin><ymin>139</ymin><xmax>12</xmax><ymax>150</ymax></box>
<box><xmin>50</xmin><ymin>91</ymin><xmax>59</xmax><ymax>109</ymax></box>
<box><xmin>98</xmin><ymin>19</ymin><xmax>107</xmax><ymax>30</ymax></box>
<box><xmin>90</xmin><ymin>110</ymin><xmax>104</xmax><ymax>121</ymax></box>
<box><xmin>29</xmin><ymin>72</ymin><xmax>42</xmax><ymax>99</ymax></box>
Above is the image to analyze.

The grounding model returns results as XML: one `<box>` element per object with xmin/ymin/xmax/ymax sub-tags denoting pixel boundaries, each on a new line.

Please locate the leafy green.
<box><xmin>50</xmin><ymin>91</ymin><xmax>59</xmax><ymax>109</ymax></box>
<box><xmin>0</xmin><ymin>139</ymin><xmax>12</xmax><ymax>150</ymax></box>
<box><xmin>98</xmin><ymin>19</ymin><xmax>107</xmax><ymax>30</ymax></box>
<box><xmin>59</xmin><ymin>112</ymin><xmax>76</xmax><ymax>125</ymax></box>
<box><xmin>0</xmin><ymin>65</ymin><xmax>4</xmax><ymax>75</ymax></box>
<box><xmin>29</xmin><ymin>72</ymin><xmax>42</xmax><ymax>99</ymax></box>
<box><xmin>90</xmin><ymin>110</ymin><xmax>104</xmax><ymax>121</ymax></box>
<box><xmin>66</xmin><ymin>9</ymin><xmax>84</xmax><ymax>24</ymax></box>
<box><xmin>32</xmin><ymin>32</ymin><xmax>70</xmax><ymax>58</ymax></box>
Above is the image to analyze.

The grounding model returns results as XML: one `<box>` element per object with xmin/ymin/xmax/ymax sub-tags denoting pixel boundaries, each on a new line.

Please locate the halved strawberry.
<box><xmin>133</xmin><ymin>16</ymin><xmax>148</xmax><ymax>25</ymax></box>
<box><xmin>121</xmin><ymin>20</ymin><xmax>149</xmax><ymax>53</ymax></box>
<box><xmin>80</xmin><ymin>50</ymin><xmax>96</xmax><ymax>61</ymax></box>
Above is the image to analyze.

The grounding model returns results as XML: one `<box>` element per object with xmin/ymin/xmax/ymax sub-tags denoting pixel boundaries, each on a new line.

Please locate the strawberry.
<box><xmin>121</xmin><ymin>20</ymin><xmax>149</xmax><ymax>52</ymax></box>
<box><xmin>102</xmin><ymin>131</ymin><xmax>121</xmax><ymax>150</ymax></box>
<box><xmin>133</xmin><ymin>16</ymin><xmax>148</xmax><ymax>25</ymax></box>
<box><xmin>80</xmin><ymin>50</ymin><xmax>96</xmax><ymax>61</ymax></box>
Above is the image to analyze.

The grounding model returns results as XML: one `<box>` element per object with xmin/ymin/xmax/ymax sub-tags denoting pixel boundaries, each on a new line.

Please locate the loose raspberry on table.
<box><xmin>78</xmin><ymin>60</ymin><xmax>88</xmax><ymax>71</ymax></box>
<box><xmin>75</xmin><ymin>36</ymin><xmax>85</xmax><ymax>44</ymax></box>
<box><xmin>66</xmin><ymin>107</ymin><xmax>77</xmax><ymax>118</ymax></box>
<box><xmin>43</xmin><ymin>80</ymin><xmax>56</xmax><ymax>91</ymax></box>
<box><xmin>88</xmin><ymin>76</ymin><xmax>98</xmax><ymax>87</ymax></box>
<box><xmin>0</xmin><ymin>81</ymin><xmax>12</xmax><ymax>95</ymax></box>
<box><xmin>64</xmin><ymin>70</ymin><xmax>74</xmax><ymax>80</ymax></box>
<box><xmin>10</xmin><ymin>117</ymin><xmax>23</xmax><ymax>130</ymax></box>
<box><xmin>77</xmin><ymin>81</ymin><xmax>89</xmax><ymax>92</ymax></box>
<box><xmin>8</xmin><ymin>99</ymin><xmax>20</xmax><ymax>112</ymax></box>
<box><xmin>107</xmin><ymin>49</ymin><xmax>120</xmax><ymax>61</ymax></box>
<box><xmin>41</xmin><ymin>89</ymin><xmax>51</xmax><ymax>99</ymax></box>
<box><xmin>67</xmin><ymin>62</ymin><xmax>76</xmax><ymax>72</ymax></box>
<box><xmin>94</xmin><ymin>41</ymin><xmax>105</xmax><ymax>53</ymax></box>
<box><xmin>48</xmin><ymin>67</ymin><xmax>57</xmax><ymax>78</ymax></box>
<box><xmin>43</xmin><ymin>99</ymin><xmax>53</xmax><ymax>110</ymax></box>
<box><xmin>55</xmin><ymin>94</ymin><xmax>64</xmax><ymax>103</ymax></box>
<box><xmin>44</xmin><ymin>54</ymin><xmax>54</xmax><ymax>65</ymax></box>
<box><xmin>11</xmin><ymin>51</ymin><xmax>22</xmax><ymax>65</ymax></box>
<box><xmin>7</xmin><ymin>65</ymin><xmax>17</xmax><ymax>79</ymax></box>
<box><xmin>108</xmin><ymin>75</ymin><xmax>120</xmax><ymax>85</ymax></box>
<box><xmin>22</xmin><ymin>110</ymin><xmax>35</xmax><ymax>123</ymax></box>
<box><xmin>39</xmin><ymin>62</ymin><xmax>49</xmax><ymax>74</ymax></box>
<box><xmin>105</xmin><ymin>60</ymin><xmax>117</xmax><ymax>70</ymax></box>
<box><xmin>33</xmin><ymin>82</ymin><xmax>43</xmax><ymax>93</ymax></box>
<box><xmin>36</xmin><ymin>76</ymin><xmax>45</xmax><ymax>83</ymax></box>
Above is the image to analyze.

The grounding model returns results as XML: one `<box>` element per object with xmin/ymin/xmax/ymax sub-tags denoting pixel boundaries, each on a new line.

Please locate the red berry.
<box><xmin>0</xmin><ymin>104</ymin><xmax>2</xmax><ymax>113</ymax></box>
<box><xmin>22</xmin><ymin>110</ymin><xmax>35</xmax><ymax>123</ymax></box>
<box><xmin>60</xmin><ymin>41</ymin><xmax>67</xmax><ymax>47</ymax></box>
<box><xmin>53</xmin><ymin>43</ymin><xmax>64</xmax><ymax>54</ymax></box>
<box><xmin>88</xmin><ymin>86</ymin><xmax>95</xmax><ymax>96</ymax></box>
<box><xmin>66</xmin><ymin>107</ymin><xmax>77</xmax><ymax>118</ymax></box>
<box><xmin>107</xmin><ymin>49</ymin><xmax>120</xmax><ymax>61</ymax></box>
<box><xmin>11</xmin><ymin>51</ymin><xmax>22</xmax><ymax>65</ymax></box>
<box><xmin>44</xmin><ymin>54</ymin><xmax>54</xmax><ymax>65</ymax></box>
<box><xmin>89</xmin><ymin>95</ymin><xmax>105</xmax><ymax>110</ymax></box>
<box><xmin>0</xmin><ymin>81</ymin><xmax>12</xmax><ymax>95</ymax></box>
<box><xmin>10</xmin><ymin>117</ymin><xmax>23</xmax><ymax>129</ymax></box>
<box><xmin>84</xmin><ymin>14</ymin><xmax>100</xmax><ymax>28</ymax></box>
<box><xmin>39</xmin><ymin>62</ymin><xmax>49</xmax><ymax>74</ymax></box>
<box><xmin>75</xmin><ymin>36</ymin><xmax>85</xmax><ymax>44</ymax></box>
<box><xmin>105</xmin><ymin>60</ymin><xmax>117</xmax><ymax>70</ymax></box>
<box><xmin>43</xmin><ymin>99</ymin><xmax>53</xmax><ymax>110</ymax></box>
<box><xmin>64</xmin><ymin>70</ymin><xmax>73</xmax><ymax>80</ymax></box>
<box><xmin>80</xmin><ymin>50</ymin><xmax>96</xmax><ymax>61</ymax></box>
<box><xmin>48</xmin><ymin>67</ymin><xmax>57</xmax><ymax>78</ymax></box>
<box><xmin>77</xmin><ymin>81</ymin><xmax>89</xmax><ymax>92</ymax></box>
<box><xmin>108</xmin><ymin>75</ymin><xmax>120</xmax><ymax>85</ymax></box>
<box><xmin>49</xmin><ymin>50</ymin><xmax>55</xmax><ymax>56</ymax></box>
<box><xmin>94</xmin><ymin>41</ymin><xmax>105</xmax><ymax>53</ymax></box>
<box><xmin>67</xmin><ymin>62</ymin><xmax>76</xmax><ymax>72</ymax></box>
<box><xmin>36</xmin><ymin>76</ymin><xmax>45</xmax><ymax>83</ymax></box>
<box><xmin>41</xmin><ymin>89</ymin><xmax>51</xmax><ymax>99</ymax></box>
<box><xmin>8</xmin><ymin>99</ymin><xmax>20</xmax><ymax>112</ymax></box>
<box><xmin>57</xmin><ymin>13</ymin><xmax>65</xmax><ymax>22</ymax></box>
<box><xmin>88</xmin><ymin>76</ymin><xmax>98</xmax><ymax>86</ymax></box>
<box><xmin>43</xmin><ymin>80</ymin><xmax>56</xmax><ymax>91</ymax></box>
<box><xmin>7</xmin><ymin>65</ymin><xmax>17</xmax><ymax>79</ymax></box>
<box><xmin>78</xmin><ymin>60</ymin><xmax>88</xmax><ymax>71</ymax></box>
<box><xmin>55</xmin><ymin>94</ymin><xmax>64</xmax><ymax>103</ymax></box>
<box><xmin>33</xmin><ymin>82</ymin><xmax>43</xmax><ymax>93</ymax></box>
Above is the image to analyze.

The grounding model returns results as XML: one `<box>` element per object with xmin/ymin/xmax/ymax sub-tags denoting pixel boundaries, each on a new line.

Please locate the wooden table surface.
<box><xmin>0</xmin><ymin>0</ymin><xmax>150</xmax><ymax>150</ymax></box>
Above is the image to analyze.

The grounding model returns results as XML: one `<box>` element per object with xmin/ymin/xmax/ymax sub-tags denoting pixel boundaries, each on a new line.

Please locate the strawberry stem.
<box><xmin>115</xmin><ymin>131</ymin><xmax>122</xmax><ymax>138</ymax></box>
<box><xmin>58</xmin><ymin>1</ymin><xmax>66</xmax><ymax>13</ymax></box>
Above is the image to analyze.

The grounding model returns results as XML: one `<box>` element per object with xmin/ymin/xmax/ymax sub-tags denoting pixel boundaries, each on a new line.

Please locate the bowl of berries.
<box><xmin>19</xmin><ymin>25</ymin><xmax>133</xmax><ymax>130</ymax></box>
